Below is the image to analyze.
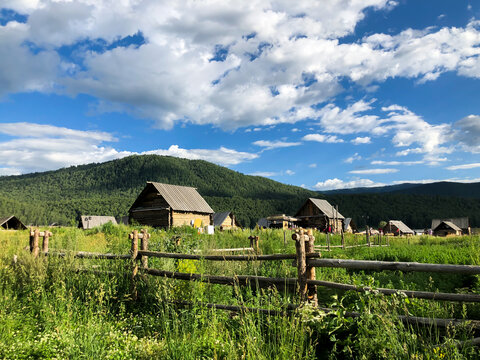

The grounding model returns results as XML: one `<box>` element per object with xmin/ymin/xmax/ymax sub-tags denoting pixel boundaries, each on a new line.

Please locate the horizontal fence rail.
<box><xmin>137</xmin><ymin>250</ymin><xmax>320</xmax><ymax>261</ymax></box>
<box><xmin>308</xmin><ymin>258</ymin><xmax>480</xmax><ymax>274</ymax></box>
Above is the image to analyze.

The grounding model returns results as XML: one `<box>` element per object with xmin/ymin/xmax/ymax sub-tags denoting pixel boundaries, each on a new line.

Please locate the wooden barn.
<box><xmin>266</xmin><ymin>214</ymin><xmax>297</xmax><ymax>230</ymax></box>
<box><xmin>129</xmin><ymin>182</ymin><xmax>214</xmax><ymax>228</ymax></box>
<box><xmin>80</xmin><ymin>215</ymin><xmax>117</xmax><ymax>230</ymax></box>
<box><xmin>0</xmin><ymin>216</ymin><xmax>27</xmax><ymax>230</ymax></box>
<box><xmin>213</xmin><ymin>212</ymin><xmax>240</xmax><ymax>229</ymax></box>
<box><xmin>432</xmin><ymin>221</ymin><xmax>462</xmax><ymax>237</ymax></box>
<box><xmin>382</xmin><ymin>220</ymin><xmax>414</xmax><ymax>236</ymax></box>
<box><xmin>294</xmin><ymin>198</ymin><xmax>344</xmax><ymax>232</ymax></box>
<box><xmin>431</xmin><ymin>217</ymin><xmax>470</xmax><ymax>235</ymax></box>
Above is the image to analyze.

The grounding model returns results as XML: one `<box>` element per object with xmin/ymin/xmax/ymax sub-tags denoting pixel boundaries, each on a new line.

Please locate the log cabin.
<box><xmin>432</xmin><ymin>221</ymin><xmax>462</xmax><ymax>237</ymax></box>
<box><xmin>382</xmin><ymin>220</ymin><xmax>414</xmax><ymax>236</ymax></box>
<box><xmin>129</xmin><ymin>182</ymin><xmax>214</xmax><ymax>228</ymax></box>
<box><xmin>213</xmin><ymin>212</ymin><xmax>240</xmax><ymax>229</ymax></box>
<box><xmin>294</xmin><ymin>198</ymin><xmax>344</xmax><ymax>232</ymax></box>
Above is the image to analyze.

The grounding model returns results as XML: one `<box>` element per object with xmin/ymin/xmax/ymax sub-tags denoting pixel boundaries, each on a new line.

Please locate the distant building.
<box><xmin>0</xmin><ymin>215</ymin><xmax>27</xmax><ymax>230</ymax></box>
<box><xmin>266</xmin><ymin>214</ymin><xmax>297</xmax><ymax>230</ymax></box>
<box><xmin>257</xmin><ymin>218</ymin><xmax>269</xmax><ymax>229</ymax></box>
<box><xmin>80</xmin><ymin>216</ymin><xmax>117</xmax><ymax>230</ymax></box>
<box><xmin>382</xmin><ymin>220</ymin><xmax>414</xmax><ymax>236</ymax></box>
<box><xmin>295</xmin><ymin>198</ymin><xmax>344</xmax><ymax>232</ymax></box>
<box><xmin>431</xmin><ymin>217</ymin><xmax>470</xmax><ymax>235</ymax></box>
<box><xmin>432</xmin><ymin>221</ymin><xmax>462</xmax><ymax>237</ymax></box>
<box><xmin>129</xmin><ymin>182</ymin><xmax>214</xmax><ymax>228</ymax></box>
<box><xmin>344</xmin><ymin>218</ymin><xmax>357</xmax><ymax>233</ymax></box>
<box><xmin>213</xmin><ymin>212</ymin><xmax>240</xmax><ymax>229</ymax></box>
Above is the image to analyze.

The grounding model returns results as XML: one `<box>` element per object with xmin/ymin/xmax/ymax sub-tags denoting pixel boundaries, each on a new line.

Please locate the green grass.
<box><xmin>1</xmin><ymin>226</ymin><xmax>480</xmax><ymax>359</ymax></box>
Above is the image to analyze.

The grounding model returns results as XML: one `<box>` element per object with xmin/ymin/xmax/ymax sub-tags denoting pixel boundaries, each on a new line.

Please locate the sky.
<box><xmin>1</xmin><ymin>0</ymin><xmax>480</xmax><ymax>191</ymax></box>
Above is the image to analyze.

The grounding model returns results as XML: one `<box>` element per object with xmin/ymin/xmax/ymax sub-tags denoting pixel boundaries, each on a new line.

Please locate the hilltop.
<box><xmin>1</xmin><ymin>154</ymin><xmax>480</xmax><ymax>228</ymax></box>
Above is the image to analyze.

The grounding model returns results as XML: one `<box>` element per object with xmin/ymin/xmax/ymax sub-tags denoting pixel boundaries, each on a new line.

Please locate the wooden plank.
<box><xmin>48</xmin><ymin>251</ymin><xmax>131</xmax><ymax>259</ymax></box>
<box><xmin>307</xmin><ymin>279</ymin><xmax>480</xmax><ymax>302</ymax></box>
<box><xmin>137</xmin><ymin>250</ymin><xmax>320</xmax><ymax>261</ymax></box>
<box><xmin>308</xmin><ymin>258</ymin><xmax>480</xmax><ymax>274</ymax></box>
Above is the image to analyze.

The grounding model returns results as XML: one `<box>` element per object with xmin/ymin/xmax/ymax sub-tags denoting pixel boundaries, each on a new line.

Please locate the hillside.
<box><xmin>0</xmin><ymin>155</ymin><xmax>317</xmax><ymax>227</ymax></box>
<box><xmin>1</xmin><ymin>154</ymin><xmax>480</xmax><ymax>228</ymax></box>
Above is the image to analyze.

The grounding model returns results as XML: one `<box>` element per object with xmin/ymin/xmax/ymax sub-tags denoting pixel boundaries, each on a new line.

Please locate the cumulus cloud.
<box><xmin>0</xmin><ymin>122</ymin><xmax>258</xmax><ymax>174</ymax></box>
<box><xmin>371</xmin><ymin>160</ymin><xmax>424</xmax><ymax>166</ymax></box>
<box><xmin>302</xmin><ymin>133</ymin><xmax>344</xmax><ymax>143</ymax></box>
<box><xmin>249</xmin><ymin>171</ymin><xmax>278</xmax><ymax>177</ymax></box>
<box><xmin>351</xmin><ymin>136</ymin><xmax>371</xmax><ymax>144</ymax></box>
<box><xmin>349</xmin><ymin>168</ymin><xmax>398</xmax><ymax>174</ymax></box>
<box><xmin>285</xmin><ymin>169</ymin><xmax>295</xmax><ymax>175</ymax></box>
<box><xmin>313</xmin><ymin>178</ymin><xmax>385</xmax><ymax>190</ymax></box>
<box><xmin>252</xmin><ymin>139</ymin><xmax>302</xmax><ymax>150</ymax></box>
<box><xmin>344</xmin><ymin>153</ymin><xmax>362</xmax><ymax>163</ymax></box>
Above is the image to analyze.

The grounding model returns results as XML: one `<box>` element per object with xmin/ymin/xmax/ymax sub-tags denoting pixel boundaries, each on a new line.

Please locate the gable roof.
<box><xmin>80</xmin><ymin>216</ymin><xmax>117</xmax><ymax>230</ymax></box>
<box><xmin>385</xmin><ymin>220</ymin><xmax>414</xmax><ymax>234</ymax></box>
<box><xmin>138</xmin><ymin>182</ymin><xmax>214</xmax><ymax>213</ymax></box>
<box><xmin>213</xmin><ymin>212</ymin><xmax>231</xmax><ymax>226</ymax></box>
<box><xmin>296</xmin><ymin>198</ymin><xmax>345</xmax><ymax>219</ymax></box>
<box><xmin>0</xmin><ymin>215</ymin><xmax>27</xmax><ymax>230</ymax></box>
<box><xmin>434</xmin><ymin>220</ymin><xmax>462</xmax><ymax>232</ymax></box>
<box><xmin>431</xmin><ymin>217</ymin><xmax>469</xmax><ymax>230</ymax></box>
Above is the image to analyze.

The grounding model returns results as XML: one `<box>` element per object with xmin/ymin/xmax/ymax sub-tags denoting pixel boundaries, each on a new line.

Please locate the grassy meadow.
<box><xmin>1</xmin><ymin>225</ymin><xmax>480</xmax><ymax>359</ymax></box>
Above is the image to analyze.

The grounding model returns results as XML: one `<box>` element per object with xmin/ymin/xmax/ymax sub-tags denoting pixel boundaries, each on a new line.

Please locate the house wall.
<box><xmin>172</xmin><ymin>212</ymin><xmax>211</xmax><ymax>227</ymax></box>
<box><xmin>220</xmin><ymin>215</ymin><xmax>237</xmax><ymax>228</ymax></box>
<box><xmin>129</xmin><ymin>209</ymin><xmax>170</xmax><ymax>227</ymax></box>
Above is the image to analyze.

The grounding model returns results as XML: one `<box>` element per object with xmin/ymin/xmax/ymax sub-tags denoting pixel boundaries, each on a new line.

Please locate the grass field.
<box><xmin>1</xmin><ymin>225</ymin><xmax>480</xmax><ymax>359</ymax></box>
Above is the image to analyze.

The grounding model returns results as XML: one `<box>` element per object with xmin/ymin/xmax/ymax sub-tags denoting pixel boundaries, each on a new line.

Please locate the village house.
<box><xmin>432</xmin><ymin>221</ymin><xmax>463</xmax><ymax>237</ymax></box>
<box><xmin>382</xmin><ymin>220</ymin><xmax>414</xmax><ymax>236</ymax></box>
<box><xmin>266</xmin><ymin>214</ymin><xmax>297</xmax><ymax>230</ymax></box>
<box><xmin>344</xmin><ymin>218</ymin><xmax>358</xmax><ymax>233</ymax></box>
<box><xmin>129</xmin><ymin>182</ymin><xmax>214</xmax><ymax>228</ymax></box>
<box><xmin>0</xmin><ymin>215</ymin><xmax>27</xmax><ymax>230</ymax></box>
<box><xmin>431</xmin><ymin>217</ymin><xmax>470</xmax><ymax>235</ymax></box>
<box><xmin>294</xmin><ymin>198</ymin><xmax>344</xmax><ymax>232</ymax></box>
<box><xmin>80</xmin><ymin>215</ymin><xmax>117</xmax><ymax>230</ymax></box>
<box><xmin>213</xmin><ymin>211</ymin><xmax>240</xmax><ymax>229</ymax></box>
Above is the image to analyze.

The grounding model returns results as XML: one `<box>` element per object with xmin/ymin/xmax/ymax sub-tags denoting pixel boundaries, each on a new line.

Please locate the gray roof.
<box><xmin>344</xmin><ymin>218</ymin><xmax>355</xmax><ymax>231</ymax></box>
<box><xmin>0</xmin><ymin>215</ymin><xmax>27</xmax><ymax>230</ymax></box>
<box><xmin>213</xmin><ymin>212</ymin><xmax>231</xmax><ymax>226</ymax></box>
<box><xmin>305</xmin><ymin>198</ymin><xmax>345</xmax><ymax>219</ymax></box>
<box><xmin>432</xmin><ymin>217</ymin><xmax>469</xmax><ymax>230</ymax></box>
<box><xmin>149</xmin><ymin>182</ymin><xmax>214</xmax><ymax>213</ymax></box>
<box><xmin>0</xmin><ymin>216</ymin><xmax>14</xmax><ymax>226</ymax></box>
<box><xmin>385</xmin><ymin>220</ymin><xmax>414</xmax><ymax>234</ymax></box>
<box><xmin>434</xmin><ymin>221</ymin><xmax>462</xmax><ymax>232</ymax></box>
<box><xmin>80</xmin><ymin>216</ymin><xmax>117</xmax><ymax>230</ymax></box>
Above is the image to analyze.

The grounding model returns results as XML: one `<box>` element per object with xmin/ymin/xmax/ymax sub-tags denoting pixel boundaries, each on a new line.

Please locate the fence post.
<box><xmin>341</xmin><ymin>230</ymin><xmax>345</xmax><ymax>250</ymax></box>
<box><xmin>130</xmin><ymin>230</ymin><xmax>139</xmax><ymax>299</ymax></box>
<box><xmin>42</xmin><ymin>231</ymin><xmax>51</xmax><ymax>254</ymax></box>
<box><xmin>31</xmin><ymin>228</ymin><xmax>40</xmax><ymax>258</ymax></box>
<box><xmin>305</xmin><ymin>229</ymin><xmax>317</xmax><ymax>306</ymax></box>
<box><xmin>327</xmin><ymin>232</ymin><xmax>330</xmax><ymax>251</ymax></box>
<box><xmin>292</xmin><ymin>230</ymin><xmax>307</xmax><ymax>302</ymax></box>
<box><xmin>29</xmin><ymin>227</ymin><xmax>34</xmax><ymax>253</ymax></box>
<box><xmin>140</xmin><ymin>229</ymin><xmax>149</xmax><ymax>269</ymax></box>
<box><xmin>366</xmin><ymin>227</ymin><xmax>370</xmax><ymax>247</ymax></box>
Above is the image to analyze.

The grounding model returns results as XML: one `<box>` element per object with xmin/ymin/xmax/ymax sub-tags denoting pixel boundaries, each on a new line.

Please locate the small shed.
<box><xmin>431</xmin><ymin>217</ymin><xmax>470</xmax><ymax>235</ymax></box>
<box><xmin>129</xmin><ymin>182</ymin><xmax>214</xmax><ymax>228</ymax></box>
<box><xmin>80</xmin><ymin>216</ymin><xmax>117</xmax><ymax>230</ymax></box>
<box><xmin>213</xmin><ymin>212</ymin><xmax>240</xmax><ymax>229</ymax></box>
<box><xmin>295</xmin><ymin>198</ymin><xmax>344</xmax><ymax>232</ymax></box>
<box><xmin>0</xmin><ymin>216</ymin><xmax>27</xmax><ymax>230</ymax></box>
<box><xmin>433</xmin><ymin>221</ymin><xmax>462</xmax><ymax>237</ymax></box>
<box><xmin>383</xmin><ymin>220</ymin><xmax>414</xmax><ymax>236</ymax></box>
<box><xmin>257</xmin><ymin>218</ymin><xmax>269</xmax><ymax>229</ymax></box>
<box><xmin>266</xmin><ymin>214</ymin><xmax>297</xmax><ymax>230</ymax></box>
<box><xmin>344</xmin><ymin>218</ymin><xmax>357</xmax><ymax>233</ymax></box>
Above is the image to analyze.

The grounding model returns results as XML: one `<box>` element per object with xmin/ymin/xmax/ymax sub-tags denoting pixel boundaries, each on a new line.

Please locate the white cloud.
<box><xmin>285</xmin><ymin>169</ymin><xmax>295</xmax><ymax>175</ymax></box>
<box><xmin>0</xmin><ymin>122</ymin><xmax>258</xmax><ymax>174</ymax></box>
<box><xmin>302</xmin><ymin>133</ymin><xmax>344</xmax><ymax>143</ymax></box>
<box><xmin>349</xmin><ymin>168</ymin><xmax>398</xmax><ymax>174</ymax></box>
<box><xmin>308</xmin><ymin>163</ymin><xmax>317</xmax><ymax>168</ymax></box>
<box><xmin>252</xmin><ymin>139</ymin><xmax>302</xmax><ymax>150</ymax></box>
<box><xmin>344</xmin><ymin>153</ymin><xmax>362</xmax><ymax>163</ymax></box>
<box><xmin>371</xmin><ymin>160</ymin><xmax>423</xmax><ymax>166</ymax></box>
<box><xmin>446</xmin><ymin>163</ymin><xmax>480</xmax><ymax>171</ymax></box>
<box><xmin>249</xmin><ymin>171</ymin><xmax>278</xmax><ymax>177</ymax></box>
<box><xmin>313</xmin><ymin>178</ymin><xmax>385</xmax><ymax>190</ymax></box>
<box><xmin>351</xmin><ymin>136</ymin><xmax>371</xmax><ymax>145</ymax></box>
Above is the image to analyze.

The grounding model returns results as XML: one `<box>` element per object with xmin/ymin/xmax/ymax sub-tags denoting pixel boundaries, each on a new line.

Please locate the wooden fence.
<box><xmin>25</xmin><ymin>228</ymin><xmax>480</xmax><ymax>330</ymax></box>
<box><xmin>315</xmin><ymin>230</ymin><xmax>389</xmax><ymax>251</ymax></box>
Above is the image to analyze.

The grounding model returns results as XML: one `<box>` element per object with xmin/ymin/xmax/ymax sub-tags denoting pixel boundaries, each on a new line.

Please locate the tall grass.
<box><xmin>1</xmin><ymin>227</ymin><xmax>480</xmax><ymax>358</ymax></box>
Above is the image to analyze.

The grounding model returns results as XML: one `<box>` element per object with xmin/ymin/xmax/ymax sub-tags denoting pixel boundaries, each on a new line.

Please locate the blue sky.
<box><xmin>1</xmin><ymin>1</ymin><xmax>480</xmax><ymax>190</ymax></box>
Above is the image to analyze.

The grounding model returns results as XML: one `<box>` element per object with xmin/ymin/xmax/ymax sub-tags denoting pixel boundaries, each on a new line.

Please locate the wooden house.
<box><xmin>431</xmin><ymin>217</ymin><xmax>470</xmax><ymax>235</ymax></box>
<box><xmin>129</xmin><ymin>182</ymin><xmax>214</xmax><ymax>228</ymax></box>
<box><xmin>266</xmin><ymin>214</ymin><xmax>297</xmax><ymax>230</ymax></box>
<box><xmin>432</xmin><ymin>221</ymin><xmax>462</xmax><ymax>237</ymax></box>
<box><xmin>80</xmin><ymin>215</ymin><xmax>117</xmax><ymax>230</ymax></box>
<box><xmin>344</xmin><ymin>218</ymin><xmax>357</xmax><ymax>233</ymax></box>
<box><xmin>294</xmin><ymin>198</ymin><xmax>344</xmax><ymax>232</ymax></box>
<box><xmin>382</xmin><ymin>220</ymin><xmax>414</xmax><ymax>236</ymax></box>
<box><xmin>0</xmin><ymin>216</ymin><xmax>27</xmax><ymax>230</ymax></box>
<box><xmin>213</xmin><ymin>212</ymin><xmax>240</xmax><ymax>229</ymax></box>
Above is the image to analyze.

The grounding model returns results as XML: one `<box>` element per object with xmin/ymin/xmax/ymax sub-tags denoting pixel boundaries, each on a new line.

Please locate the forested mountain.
<box><xmin>1</xmin><ymin>154</ymin><xmax>480</xmax><ymax>228</ymax></box>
